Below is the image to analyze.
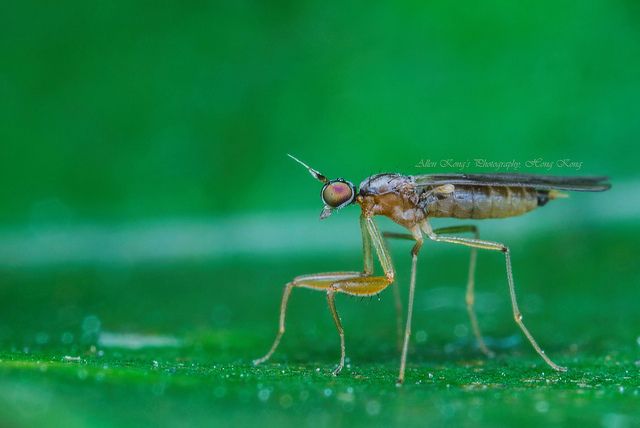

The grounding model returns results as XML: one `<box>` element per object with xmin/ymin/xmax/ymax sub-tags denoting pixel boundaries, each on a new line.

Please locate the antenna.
<box><xmin>287</xmin><ymin>154</ymin><xmax>329</xmax><ymax>183</ymax></box>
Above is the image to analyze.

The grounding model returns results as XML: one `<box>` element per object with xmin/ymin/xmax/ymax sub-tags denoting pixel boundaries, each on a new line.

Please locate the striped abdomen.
<box><xmin>423</xmin><ymin>185</ymin><xmax>543</xmax><ymax>219</ymax></box>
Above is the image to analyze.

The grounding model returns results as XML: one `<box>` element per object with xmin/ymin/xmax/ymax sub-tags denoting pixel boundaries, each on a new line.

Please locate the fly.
<box><xmin>253</xmin><ymin>154</ymin><xmax>611</xmax><ymax>385</ymax></box>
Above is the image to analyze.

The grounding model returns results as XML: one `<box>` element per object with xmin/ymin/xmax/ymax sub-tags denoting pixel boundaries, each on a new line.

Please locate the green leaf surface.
<box><xmin>1</xmin><ymin>225</ymin><xmax>637</xmax><ymax>427</ymax></box>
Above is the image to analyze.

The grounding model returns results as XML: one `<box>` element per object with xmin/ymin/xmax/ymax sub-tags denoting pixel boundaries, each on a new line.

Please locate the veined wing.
<box><xmin>413</xmin><ymin>173</ymin><xmax>611</xmax><ymax>192</ymax></box>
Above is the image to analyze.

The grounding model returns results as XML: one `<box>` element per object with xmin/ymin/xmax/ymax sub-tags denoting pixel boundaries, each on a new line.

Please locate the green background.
<box><xmin>1</xmin><ymin>1</ymin><xmax>639</xmax><ymax>427</ymax></box>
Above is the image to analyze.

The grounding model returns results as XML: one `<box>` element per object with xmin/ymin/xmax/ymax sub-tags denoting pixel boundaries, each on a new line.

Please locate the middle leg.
<box><xmin>432</xmin><ymin>225</ymin><xmax>494</xmax><ymax>357</ymax></box>
<box><xmin>384</xmin><ymin>226</ymin><xmax>494</xmax><ymax>357</ymax></box>
<box><xmin>395</xmin><ymin>227</ymin><xmax>423</xmax><ymax>385</ymax></box>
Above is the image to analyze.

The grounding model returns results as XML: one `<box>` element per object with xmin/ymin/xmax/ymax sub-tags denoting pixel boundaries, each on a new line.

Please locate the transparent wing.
<box><xmin>413</xmin><ymin>173</ymin><xmax>611</xmax><ymax>192</ymax></box>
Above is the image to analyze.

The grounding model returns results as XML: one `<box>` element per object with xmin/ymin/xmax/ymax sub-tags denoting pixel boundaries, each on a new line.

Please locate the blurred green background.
<box><xmin>1</xmin><ymin>1</ymin><xmax>639</xmax><ymax>427</ymax></box>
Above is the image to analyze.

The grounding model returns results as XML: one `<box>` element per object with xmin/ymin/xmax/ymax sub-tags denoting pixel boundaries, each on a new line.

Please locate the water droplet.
<box><xmin>61</xmin><ymin>332</ymin><xmax>74</xmax><ymax>345</ymax></box>
<box><xmin>366</xmin><ymin>400</ymin><xmax>381</xmax><ymax>416</ymax></box>
<box><xmin>82</xmin><ymin>315</ymin><xmax>101</xmax><ymax>336</ymax></box>
<box><xmin>454</xmin><ymin>324</ymin><xmax>468</xmax><ymax>338</ymax></box>
<box><xmin>258</xmin><ymin>388</ymin><xmax>271</xmax><ymax>402</ymax></box>
<box><xmin>415</xmin><ymin>330</ymin><xmax>428</xmax><ymax>343</ymax></box>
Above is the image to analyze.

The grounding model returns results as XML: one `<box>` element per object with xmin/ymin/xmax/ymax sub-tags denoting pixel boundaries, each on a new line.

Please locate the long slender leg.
<box><xmin>326</xmin><ymin>274</ymin><xmax>394</xmax><ymax>374</ymax></box>
<box><xmin>252</xmin><ymin>281</ymin><xmax>294</xmax><ymax>365</ymax></box>
<box><xmin>255</xmin><ymin>215</ymin><xmax>396</xmax><ymax>375</ymax></box>
<box><xmin>322</xmin><ymin>216</ymin><xmax>396</xmax><ymax>375</ymax></box>
<box><xmin>362</xmin><ymin>211</ymin><xmax>374</xmax><ymax>275</ymax></box>
<box><xmin>396</xmin><ymin>228</ymin><xmax>423</xmax><ymax>385</ymax></box>
<box><xmin>384</xmin><ymin>227</ymin><xmax>493</xmax><ymax>357</ymax></box>
<box><xmin>432</xmin><ymin>226</ymin><xmax>494</xmax><ymax>357</ymax></box>
<box><xmin>423</xmin><ymin>224</ymin><xmax>567</xmax><ymax>372</ymax></box>
<box><xmin>381</xmin><ymin>232</ymin><xmax>406</xmax><ymax>350</ymax></box>
<box><xmin>253</xmin><ymin>271</ymin><xmax>362</xmax><ymax>367</ymax></box>
<box><xmin>326</xmin><ymin>289</ymin><xmax>345</xmax><ymax>375</ymax></box>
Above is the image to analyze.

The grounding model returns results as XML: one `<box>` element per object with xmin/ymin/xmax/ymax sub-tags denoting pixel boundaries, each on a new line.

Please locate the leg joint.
<box><xmin>411</xmin><ymin>240</ymin><xmax>423</xmax><ymax>256</ymax></box>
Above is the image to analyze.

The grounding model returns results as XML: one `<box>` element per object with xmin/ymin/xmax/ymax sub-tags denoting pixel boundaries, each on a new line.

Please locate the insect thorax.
<box><xmin>358</xmin><ymin>173</ymin><xmax>415</xmax><ymax>197</ymax></box>
<box><xmin>358</xmin><ymin>174</ymin><xmax>427</xmax><ymax>228</ymax></box>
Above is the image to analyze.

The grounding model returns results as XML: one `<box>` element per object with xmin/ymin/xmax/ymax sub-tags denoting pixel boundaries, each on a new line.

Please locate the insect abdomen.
<box><xmin>426</xmin><ymin>185</ymin><xmax>540</xmax><ymax>219</ymax></box>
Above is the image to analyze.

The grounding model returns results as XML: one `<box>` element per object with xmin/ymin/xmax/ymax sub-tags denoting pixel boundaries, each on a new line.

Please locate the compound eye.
<box><xmin>322</xmin><ymin>180</ymin><xmax>354</xmax><ymax>208</ymax></box>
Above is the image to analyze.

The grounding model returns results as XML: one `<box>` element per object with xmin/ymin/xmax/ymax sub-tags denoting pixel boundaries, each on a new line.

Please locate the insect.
<box><xmin>253</xmin><ymin>154</ymin><xmax>611</xmax><ymax>384</ymax></box>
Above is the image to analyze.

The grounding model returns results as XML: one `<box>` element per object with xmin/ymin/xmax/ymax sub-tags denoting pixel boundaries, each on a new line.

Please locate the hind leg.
<box><xmin>423</xmin><ymin>223</ymin><xmax>566</xmax><ymax>372</ymax></box>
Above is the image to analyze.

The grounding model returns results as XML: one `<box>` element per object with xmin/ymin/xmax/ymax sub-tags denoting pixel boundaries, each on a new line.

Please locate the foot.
<box><xmin>252</xmin><ymin>354</ymin><xmax>269</xmax><ymax>366</ymax></box>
